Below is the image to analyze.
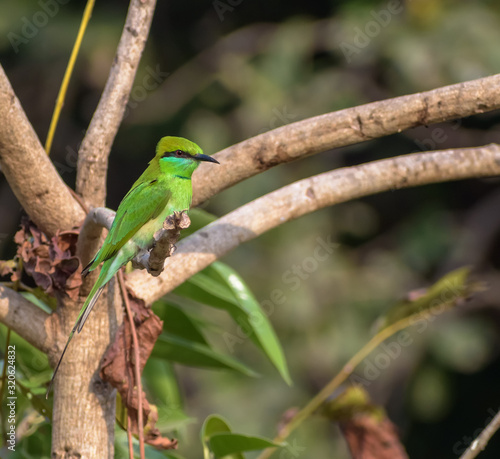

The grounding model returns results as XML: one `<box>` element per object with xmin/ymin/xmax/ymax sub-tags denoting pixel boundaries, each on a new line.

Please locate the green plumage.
<box><xmin>47</xmin><ymin>136</ymin><xmax>219</xmax><ymax>395</ymax></box>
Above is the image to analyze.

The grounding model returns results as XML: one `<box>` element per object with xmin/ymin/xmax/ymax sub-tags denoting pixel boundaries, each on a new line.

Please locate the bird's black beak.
<box><xmin>194</xmin><ymin>153</ymin><xmax>220</xmax><ymax>164</ymax></box>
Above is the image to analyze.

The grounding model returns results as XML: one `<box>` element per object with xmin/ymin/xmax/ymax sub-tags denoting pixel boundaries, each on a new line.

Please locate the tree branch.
<box><xmin>128</xmin><ymin>144</ymin><xmax>500</xmax><ymax>303</ymax></box>
<box><xmin>459</xmin><ymin>408</ymin><xmax>500</xmax><ymax>459</ymax></box>
<box><xmin>192</xmin><ymin>73</ymin><xmax>500</xmax><ymax>206</ymax></box>
<box><xmin>0</xmin><ymin>65</ymin><xmax>85</xmax><ymax>236</ymax></box>
<box><xmin>79</xmin><ymin>208</ymin><xmax>190</xmax><ymax>276</ymax></box>
<box><xmin>132</xmin><ymin>211</ymin><xmax>190</xmax><ymax>276</ymax></box>
<box><xmin>0</xmin><ymin>285</ymin><xmax>51</xmax><ymax>353</ymax></box>
<box><xmin>76</xmin><ymin>0</ymin><xmax>157</xmax><ymax>207</ymax></box>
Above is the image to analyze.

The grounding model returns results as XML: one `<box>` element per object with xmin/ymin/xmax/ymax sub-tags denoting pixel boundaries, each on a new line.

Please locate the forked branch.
<box><xmin>76</xmin><ymin>0</ymin><xmax>157</xmax><ymax>208</ymax></box>
<box><xmin>2</xmin><ymin>144</ymin><xmax>499</xmax><ymax>351</ymax></box>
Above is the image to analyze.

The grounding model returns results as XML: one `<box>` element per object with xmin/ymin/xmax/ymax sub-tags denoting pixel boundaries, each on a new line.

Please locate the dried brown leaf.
<box><xmin>100</xmin><ymin>295</ymin><xmax>176</xmax><ymax>450</ymax></box>
<box><xmin>340</xmin><ymin>416</ymin><xmax>409</xmax><ymax>459</ymax></box>
<box><xmin>13</xmin><ymin>218</ymin><xmax>82</xmax><ymax>299</ymax></box>
<box><xmin>129</xmin><ymin>295</ymin><xmax>153</xmax><ymax>323</ymax></box>
<box><xmin>323</xmin><ymin>387</ymin><xmax>409</xmax><ymax>459</ymax></box>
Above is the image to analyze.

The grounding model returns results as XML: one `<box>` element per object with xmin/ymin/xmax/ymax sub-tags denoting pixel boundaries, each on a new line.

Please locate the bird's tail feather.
<box><xmin>81</xmin><ymin>256</ymin><xmax>96</xmax><ymax>277</ymax></box>
<box><xmin>76</xmin><ymin>286</ymin><xmax>104</xmax><ymax>333</ymax></box>
<box><xmin>45</xmin><ymin>328</ymin><xmax>75</xmax><ymax>398</ymax></box>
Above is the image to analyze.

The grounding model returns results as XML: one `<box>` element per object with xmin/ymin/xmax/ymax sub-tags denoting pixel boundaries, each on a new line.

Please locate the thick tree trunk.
<box><xmin>50</xmin><ymin>279</ymin><xmax>121</xmax><ymax>458</ymax></box>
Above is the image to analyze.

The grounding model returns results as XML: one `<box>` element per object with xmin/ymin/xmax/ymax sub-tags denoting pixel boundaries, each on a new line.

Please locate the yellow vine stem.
<box><xmin>257</xmin><ymin>302</ymin><xmax>458</xmax><ymax>459</ymax></box>
<box><xmin>45</xmin><ymin>0</ymin><xmax>96</xmax><ymax>155</ymax></box>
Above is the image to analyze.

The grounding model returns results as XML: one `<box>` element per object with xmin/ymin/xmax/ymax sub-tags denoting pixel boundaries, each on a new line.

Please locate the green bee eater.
<box><xmin>48</xmin><ymin>136</ymin><xmax>219</xmax><ymax>394</ymax></box>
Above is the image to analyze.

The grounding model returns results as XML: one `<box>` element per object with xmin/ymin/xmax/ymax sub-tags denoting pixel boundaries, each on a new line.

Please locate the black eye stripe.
<box><xmin>162</xmin><ymin>150</ymin><xmax>188</xmax><ymax>158</ymax></box>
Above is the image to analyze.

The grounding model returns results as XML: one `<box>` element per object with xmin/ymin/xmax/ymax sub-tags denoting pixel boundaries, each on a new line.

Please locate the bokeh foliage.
<box><xmin>1</xmin><ymin>0</ymin><xmax>500</xmax><ymax>458</ymax></box>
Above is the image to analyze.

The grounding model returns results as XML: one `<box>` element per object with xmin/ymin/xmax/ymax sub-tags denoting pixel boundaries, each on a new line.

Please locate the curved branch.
<box><xmin>459</xmin><ymin>407</ymin><xmax>500</xmax><ymax>459</ymax></box>
<box><xmin>76</xmin><ymin>207</ymin><xmax>114</xmax><ymax>271</ymax></box>
<box><xmin>0</xmin><ymin>285</ymin><xmax>51</xmax><ymax>353</ymax></box>
<box><xmin>129</xmin><ymin>144</ymin><xmax>500</xmax><ymax>303</ymax></box>
<box><xmin>76</xmin><ymin>0</ymin><xmax>157</xmax><ymax>207</ymax></box>
<box><xmin>192</xmin><ymin>73</ymin><xmax>500</xmax><ymax>206</ymax></box>
<box><xmin>0</xmin><ymin>65</ymin><xmax>85</xmax><ymax>235</ymax></box>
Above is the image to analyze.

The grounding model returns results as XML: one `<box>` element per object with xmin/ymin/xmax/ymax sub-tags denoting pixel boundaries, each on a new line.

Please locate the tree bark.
<box><xmin>50</xmin><ymin>286</ymin><xmax>122</xmax><ymax>459</ymax></box>
<box><xmin>76</xmin><ymin>0</ymin><xmax>157</xmax><ymax>207</ymax></box>
<box><xmin>0</xmin><ymin>66</ymin><xmax>85</xmax><ymax>236</ymax></box>
<box><xmin>7</xmin><ymin>144</ymin><xmax>499</xmax><ymax>351</ymax></box>
<box><xmin>192</xmin><ymin>73</ymin><xmax>500</xmax><ymax>206</ymax></box>
<box><xmin>0</xmin><ymin>285</ymin><xmax>51</xmax><ymax>352</ymax></box>
<box><xmin>128</xmin><ymin>144</ymin><xmax>500</xmax><ymax>303</ymax></box>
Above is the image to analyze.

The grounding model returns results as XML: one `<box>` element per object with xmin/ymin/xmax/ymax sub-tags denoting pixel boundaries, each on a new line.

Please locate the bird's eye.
<box><xmin>175</xmin><ymin>150</ymin><xmax>183</xmax><ymax>157</ymax></box>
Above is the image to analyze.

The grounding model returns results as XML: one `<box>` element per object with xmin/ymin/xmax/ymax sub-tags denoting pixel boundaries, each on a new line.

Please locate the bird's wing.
<box><xmin>92</xmin><ymin>179</ymin><xmax>172</xmax><ymax>266</ymax></box>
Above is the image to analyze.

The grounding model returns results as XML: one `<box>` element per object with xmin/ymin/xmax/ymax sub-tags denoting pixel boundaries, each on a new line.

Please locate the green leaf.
<box><xmin>209</xmin><ymin>433</ymin><xmax>281</xmax><ymax>458</ymax></box>
<box><xmin>143</xmin><ymin>358</ymin><xmax>182</xmax><ymax>407</ymax></box>
<box><xmin>376</xmin><ymin>267</ymin><xmax>485</xmax><ymax>330</ymax></box>
<box><xmin>16</xmin><ymin>379</ymin><xmax>52</xmax><ymax>419</ymax></box>
<box><xmin>163</xmin><ymin>453</ymin><xmax>187</xmax><ymax>459</ymax></box>
<box><xmin>202</xmin><ymin>414</ymin><xmax>232</xmax><ymax>437</ymax></box>
<box><xmin>154</xmin><ymin>301</ymin><xmax>208</xmax><ymax>345</ymax></box>
<box><xmin>174</xmin><ymin>271</ymin><xmax>240</xmax><ymax>313</ymax></box>
<box><xmin>143</xmin><ymin>358</ymin><xmax>194</xmax><ymax>431</ymax></box>
<box><xmin>115</xmin><ymin>392</ymin><xmax>127</xmax><ymax>431</ymax></box>
<box><xmin>152</xmin><ymin>333</ymin><xmax>258</xmax><ymax>377</ymax></box>
<box><xmin>201</xmin><ymin>415</ymin><xmax>240</xmax><ymax>459</ymax></box>
<box><xmin>174</xmin><ymin>261</ymin><xmax>291</xmax><ymax>384</ymax></box>
<box><xmin>209</xmin><ymin>262</ymin><xmax>292</xmax><ymax>385</ymax></box>
<box><xmin>175</xmin><ymin>263</ymin><xmax>291</xmax><ymax>384</ymax></box>
<box><xmin>201</xmin><ymin>414</ymin><xmax>281</xmax><ymax>459</ymax></box>
<box><xmin>21</xmin><ymin>289</ymin><xmax>56</xmax><ymax>312</ymax></box>
<box><xmin>0</xmin><ymin>324</ymin><xmax>50</xmax><ymax>380</ymax></box>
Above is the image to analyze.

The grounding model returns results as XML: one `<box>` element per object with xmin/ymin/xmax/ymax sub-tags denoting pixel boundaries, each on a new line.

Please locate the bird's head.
<box><xmin>155</xmin><ymin>136</ymin><xmax>219</xmax><ymax>176</ymax></box>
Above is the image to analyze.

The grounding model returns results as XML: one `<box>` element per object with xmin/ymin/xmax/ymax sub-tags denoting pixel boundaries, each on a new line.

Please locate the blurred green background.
<box><xmin>1</xmin><ymin>0</ymin><xmax>500</xmax><ymax>457</ymax></box>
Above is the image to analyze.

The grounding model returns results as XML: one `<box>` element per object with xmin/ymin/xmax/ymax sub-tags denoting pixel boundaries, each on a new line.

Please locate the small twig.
<box><xmin>82</xmin><ymin>208</ymin><xmax>190</xmax><ymax>275</ymax></box>
<box><xmin>459</xmin><ymin>409</ymin><xmax>500</xmax><ymax>459</ymax></box>
<box><xmin>257</xmin><ymin>282</ymin><xmax>474</xmax><ymax>459</ymax></box>
<box><xmin>118</xmin><ymin>270</ymin><xmax>145</xmax><ymax>459</ymax></box>
<box><xmin>132</xmin><ymin>211</ymin><xmax>190</xmax><ymax>276</ymax></box>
